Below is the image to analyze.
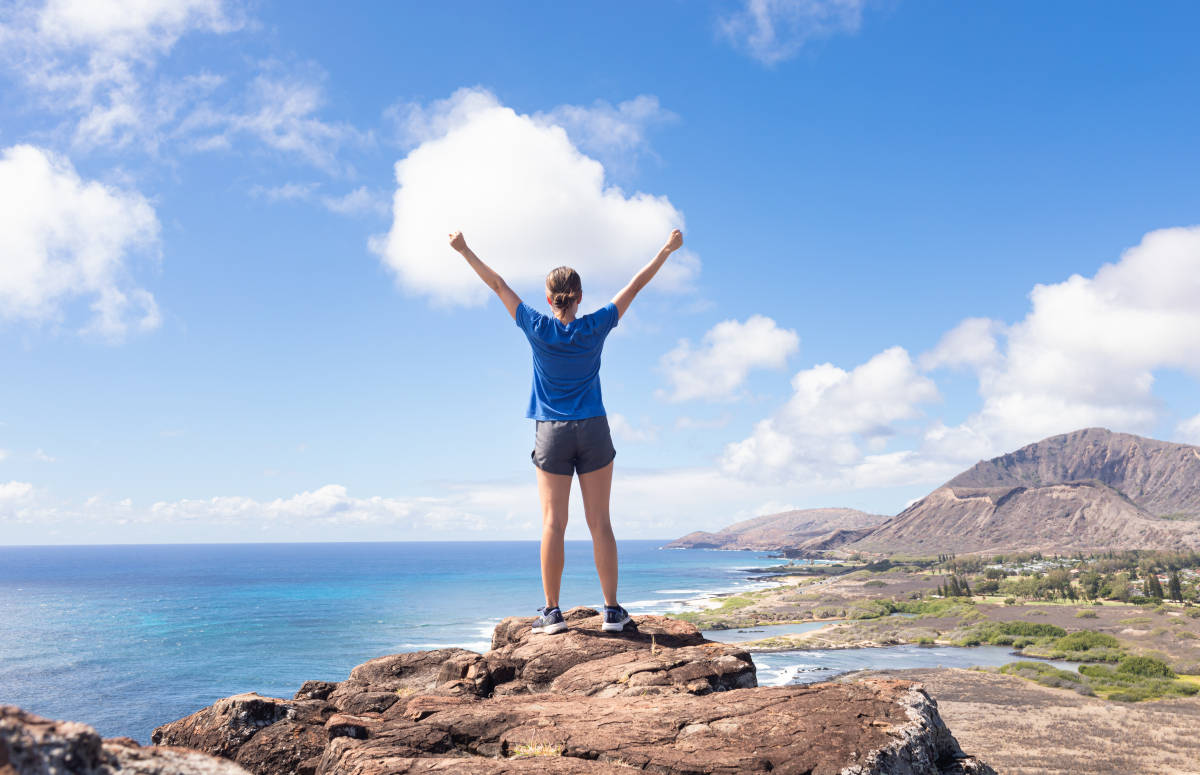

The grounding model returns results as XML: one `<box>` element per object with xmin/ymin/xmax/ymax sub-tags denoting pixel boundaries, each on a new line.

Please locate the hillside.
<box><xmin>662</xmin><ymin>507</ymin><xmax>885</xmax><ymax>551</ymax></box>
<box><xmin>843</xmin><ymin>428</ymin><xmax>1200</xmax><ymax>555</ymax></box>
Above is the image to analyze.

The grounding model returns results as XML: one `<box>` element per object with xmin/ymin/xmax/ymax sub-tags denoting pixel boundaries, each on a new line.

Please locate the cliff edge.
<box><xmin>150</xmin><ymin>609</ymin><xmax>993</xmax><ymax>775</ymax></box>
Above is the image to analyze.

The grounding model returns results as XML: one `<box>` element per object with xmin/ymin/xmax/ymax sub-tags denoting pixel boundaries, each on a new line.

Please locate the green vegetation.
<box><xmin>1074</xmin><ymin>610</ymin><xmax>1098</xmax><ymax>618</ymax></box>
<box><xmin>954</xmin><ymin>620</ymin><xmax>1066</xmax><ymax>648</ymax></box>
<box><xmin>1000</xmin><ymin>661</ymin><xmax>1093</xmax><ymax>695</ymax></box>
<box><xmin>1001</xmin><ymin>656</ymin><xmax>1199</xmax><ymax>702</ymax></box>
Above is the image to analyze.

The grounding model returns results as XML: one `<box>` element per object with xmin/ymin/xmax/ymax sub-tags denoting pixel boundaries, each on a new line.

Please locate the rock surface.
<box><xmin>1</xmin><ymin>705</ymin><xmax>249</xmax><ymax>775</ymax></box>
<box><xmin>663</xmin><ymin>507</ymin><xmax>886</xmax><ymax>551</ymax></box>
<box><xmin>152</xmin><ymin>610</ymin><xmax>993</xmax><ymax>774</ymax></box>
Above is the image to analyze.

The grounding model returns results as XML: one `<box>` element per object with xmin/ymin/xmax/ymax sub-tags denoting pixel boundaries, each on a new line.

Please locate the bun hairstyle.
<box><xmin>546</xmin><ymin>266</ymin><xmax>582</xmax><ymax>310</ymax></box>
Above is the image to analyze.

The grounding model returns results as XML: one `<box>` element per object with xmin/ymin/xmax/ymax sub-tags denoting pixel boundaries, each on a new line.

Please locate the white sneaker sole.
<box><xmin>602</xmin><ymin>615</ymin><xmax>631</xmax><ymax>632</ymax></box>
<box><xmin>532</xmin><ymin>621</ymin><xmax>567</xmax><ymax>635</ymax></box>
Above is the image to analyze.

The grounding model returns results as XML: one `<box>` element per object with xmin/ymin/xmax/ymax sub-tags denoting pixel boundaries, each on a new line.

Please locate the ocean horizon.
<box><xmin>0</xmin><ymin>540</ymin><xmax>783</xmax><ymax>743</ymax></box>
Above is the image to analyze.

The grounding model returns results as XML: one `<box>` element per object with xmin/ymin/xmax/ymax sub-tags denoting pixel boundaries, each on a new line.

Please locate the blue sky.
<box><xmin>2</xmin><ymin>1</ymin><xmax>1199</xmax><ymax>544</ymax></box>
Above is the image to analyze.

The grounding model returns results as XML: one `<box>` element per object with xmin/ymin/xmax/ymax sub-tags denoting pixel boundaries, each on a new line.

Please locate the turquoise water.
<box><xmin>0</xmin><ymin>541</ymin><xmax>782</xmax><ymax>742</ymax></box>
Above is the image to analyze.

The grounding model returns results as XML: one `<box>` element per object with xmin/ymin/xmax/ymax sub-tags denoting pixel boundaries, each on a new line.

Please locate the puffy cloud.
<box><xmin>721</xmin><ymin>346</ymin><xmax>940</xmax><ymax>484</ymax></box>
<box><xmin>32</xmin><ymin>0</ymin><xmax>236</xmax><ymax>54</ymax></box>
<box><xmin>660</xmin><ymin>315</ymin><xmax>800</xmax><ymax>401</ymax></box>
<box><xmin>920</xmin><ymin>317</ymin><xmax>1004</xmax><ymax>373</ymax></box>
<box><xmin>718</xmin><ymin>0</ymin><xmax>867</xmax><ymax>65</ymax></box>
<box><xmin>0</xmin><ymin>481</ymin><xmax>34</xmax><ymax>502</ymax></box>
<box><xmin>929</xmin><ymin>225</ymin><xmax>1200</xmax><ymax>455</ymax></box>
<box><xmin>0</xmin><ymin>144</ymin><xmax>161</xmax><ymax>339</ymax></box>
<box><xmin>371</xmin><ymin>88</ymin><xmax>697</xmax><ymax>307</ymax></box>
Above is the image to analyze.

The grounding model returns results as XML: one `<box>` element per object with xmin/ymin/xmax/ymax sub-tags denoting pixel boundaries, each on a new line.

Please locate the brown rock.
<box><xmin>151</xmin><ymin>694</ymin><xmax>333</xmax><ymax>775</ymax></box>
<box><xmin>1</xmin><ymin>705</ymin><xmax>249</xmax><ymax>775</ymax></box>
<box><xmin>150</xmin><ymin>612</ymin><xmax>992</xmax><ymax>774</ymax></box>
<box><xmin>485</xmin><ymin>609</ymin><xmax>752</xmax><ymax>695</ymax></box>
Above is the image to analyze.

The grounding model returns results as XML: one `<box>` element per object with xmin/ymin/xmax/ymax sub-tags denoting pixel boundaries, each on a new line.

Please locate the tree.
<box><xmin>1168</xmin><ymin>571</ymin><xmax>1183</xmax><ymax>602</ymax></box>
<box><xmin>1147</xmin><ymin>573</ymin><xmax>1165</xmax><ymax>600</ymax></box>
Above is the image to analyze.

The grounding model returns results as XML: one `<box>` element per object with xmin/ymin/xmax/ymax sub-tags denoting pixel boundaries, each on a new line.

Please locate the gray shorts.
<box><xmin>531</xmin><ymin>416</ymin><xmax>617</xmax><ymax>476</ymax></box>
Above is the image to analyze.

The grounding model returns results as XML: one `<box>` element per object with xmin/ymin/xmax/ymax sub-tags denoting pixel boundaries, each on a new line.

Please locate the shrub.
<box><xmin>1117</xmin><ymin>656</ymin><xmax>1176</xmax><ymax>679</ymax></box>
<box><xmin>1055</xmin><ymin>631</ymin><xmax>1120</xmax><ymax>651</ymax></box>
<box><xmin>1004</xmin><ymin>597</ymin><xmax>1017</xmax><ymax>606</ymax></box>
<box><xmin>863</xmin><ymin>580</ymin><xmax>886</xmax><ymax>588</ymax></box>
<box><xmin>1075</xmin><ymin>610</ymin><xmax>1098</xmax><ymax>619</ymax></box>
<box><xmin>1000</xmin><ymin>621</ymin><xmax>1066</xmax><ymax>638</ymax></box>
<box><xmin>1129</xmin><ymin>596</ymin><xmax>1155</xmax><ymax>605</ymax></box>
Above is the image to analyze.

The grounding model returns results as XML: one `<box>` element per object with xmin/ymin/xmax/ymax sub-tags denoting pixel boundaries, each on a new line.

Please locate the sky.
<box><xmin>2</xmin><ymin>0</ymin><xmax>1199</xmax><ymax>544</ymax></box>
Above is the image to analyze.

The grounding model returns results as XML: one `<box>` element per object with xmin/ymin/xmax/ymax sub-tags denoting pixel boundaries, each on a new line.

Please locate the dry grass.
<box><xmin>508</xmin><ymin>741</ymin><xmax>565</xmax><ymax>758</ymax></box>
<box><xmin>853</xmin><ymin>667</ymin><xmax>1200</xmax><ymax>774</ymax></box>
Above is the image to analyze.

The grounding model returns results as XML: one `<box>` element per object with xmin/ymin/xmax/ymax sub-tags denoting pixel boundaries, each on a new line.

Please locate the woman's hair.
<box><xmin>546</xmin><ymin>266</ymin><xmax>582</xmax><ymax>310</ymax></box>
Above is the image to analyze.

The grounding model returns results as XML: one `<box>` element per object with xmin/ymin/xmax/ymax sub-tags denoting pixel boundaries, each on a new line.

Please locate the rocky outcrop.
<box><xmin>664</xmin><ymin>507</ymin><xmax>886</xmax><ymax>551</ymax></box>
<box><xmin>0</xmin><ymin>705</ymin><xmax>249</xmax><ymax>775</ymax></box>
<box><xmin>151</xmin><ymin>610</ymin><xmax>992</xmax><ymax>774</ymax></box>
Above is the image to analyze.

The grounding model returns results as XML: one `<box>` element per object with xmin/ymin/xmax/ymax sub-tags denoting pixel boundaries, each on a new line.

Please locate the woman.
<box><xmin>448</xmin><ymin>228</ymin><xmax>684</xmax><ymax>634</ymax></box>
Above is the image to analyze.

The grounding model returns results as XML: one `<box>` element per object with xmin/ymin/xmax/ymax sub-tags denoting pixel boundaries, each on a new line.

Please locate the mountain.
<box><xmin>842</xmin><ymin>428</ymin><xmax>1200</xmax><ymax>555</ymax></box>
<box><xmin>662</xmin><ymin>507</ymin><xmax>886</xmax><ymax>551</ymax></box>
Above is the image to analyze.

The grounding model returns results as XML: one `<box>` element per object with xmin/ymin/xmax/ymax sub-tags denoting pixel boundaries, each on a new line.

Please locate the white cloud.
<box><xmin>928</xmin><ymin>225</ymin><xmax>1200</xmax><ymax>455</ymax></box>
<box><xmin>371</xmin><ymin>88</ymin><xmax>698</xmax><ymax>307</ymax></box>
<box><xmin>249</xmin><ymin>182</ymin><xmax>387</xmax><ymax>217</ymax></box>
<box><xmin>0</xmin><ymin>144</ymin><xmax>161</xmax><ymax>339</ymax></box>
<box><xmin>1175</xmin><ymin>414</ymin><xmax>1200</xmax><ymax>446</ymax></box>
<box><xmin>0</xmin><ymin>449</ymin><xmax>9</xmax><ymax>462</ymax></box>
<box><xmin>33</xmin><ymin>449</ymin><xmax>55</xmax><ymax>462</ymax></box>
<box><xmin>181</xmin><ymin>69</ymin><xmax>366</xmax><ymax>173</ymax></box>
<box><xmin>1</xmin><ymin>0</ymin><xmax>240</xmax><ymax>149</ymax></box>
<box><xmin>721</xmin><ymin>346</ymin><xmax>940</xmax><ymax>484</ymax></box>
<box><xmin>320</xmin><ymin>186</ymin><xmax>388</xmax><ymax>217</ymax></box>
<box><xmin>718</xmin><ymin>0</ymin><xmax>867</xmax><ymax>65</ymax></box>
<box><xmin>920</xmin><ymin>317</ymin><xmax>1004</xmax><ymax>372</ymax></box>
<box><xmin>0</xmin><ymin>481</ymin><xmax>34</xmax><ymax>502</ymax></box>
<box><xmin>32</xmin><ymin>0</ymin><xmax>236</xmax><ymax>54</ymax></box>
<box><xmin>533</xmin><ymin>95</ymin><xmax>676</xmax><ymax>174</ymax></box>
<box><xmin>660</xmin><ymin>315</ymin><xmax>800</xmax><ymax>401</ymax></box>
<box><xmin>608</xmin><ymin>413</ymin><xmax>659</xmax><ymax>443</ymax></box>
<box><xmin>250</xmin><ymin>181</ymin><xmax>318</xmax><ymax>202</ymax></box>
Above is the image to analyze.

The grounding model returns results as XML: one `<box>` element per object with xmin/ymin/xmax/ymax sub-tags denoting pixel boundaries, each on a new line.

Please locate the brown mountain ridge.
<box><xmin>670</xmin><ymin>428</ymin><xmax>1200</xmax><ymax>556</ymax></box>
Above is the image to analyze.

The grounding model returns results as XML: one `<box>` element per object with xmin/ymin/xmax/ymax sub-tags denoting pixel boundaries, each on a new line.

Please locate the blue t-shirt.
<box><xmin>515</xmin><ymin>301</ymin><xmax>619</xmax><ymax>421</ymax></box>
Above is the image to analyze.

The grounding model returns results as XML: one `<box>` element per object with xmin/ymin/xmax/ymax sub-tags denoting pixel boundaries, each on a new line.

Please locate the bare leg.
<box><xmin>579</xmin><ymin>461</ymin><xmax>617</xmax><ymax>606</ymax></box>
<box><xmin>537</xmin><ymin>468</ymin><xmax>573</xmax><ymax>608</ymax></box>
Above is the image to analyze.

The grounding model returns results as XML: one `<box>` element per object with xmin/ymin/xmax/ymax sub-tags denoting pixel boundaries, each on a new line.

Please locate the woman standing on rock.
<box><xmin>448</xmin><ymin>229</ymin><xmax>684</xmax><ymax>635</ymax></box>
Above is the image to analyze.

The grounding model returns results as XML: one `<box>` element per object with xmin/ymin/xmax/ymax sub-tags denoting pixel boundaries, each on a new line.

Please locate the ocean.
<box><xmin>0</xmin><ymin>540</ymin><xmax>783</xmax><ymax>742</ymax></box>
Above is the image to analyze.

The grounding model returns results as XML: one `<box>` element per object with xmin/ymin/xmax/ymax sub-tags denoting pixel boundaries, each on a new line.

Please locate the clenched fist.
<box><xmin>665</xmin><ymin>229</ymin><xmax>683</xmax><ymax>252</ymax></box>
<box><xmin>448</xmin><ymin>231</ymin><xmax>467</xmax><ymax>252</ymax></box>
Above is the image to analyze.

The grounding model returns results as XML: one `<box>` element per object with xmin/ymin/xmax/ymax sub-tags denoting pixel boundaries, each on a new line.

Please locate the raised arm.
<box><xmin>611</xmin><ymin>229</ymin><xmax>683</xmax><ymax>319</ymax></box>
<box><xmin>449</xmin><ymin>231</ymin><xmax>522</xmax><ymax>320</ymax></box>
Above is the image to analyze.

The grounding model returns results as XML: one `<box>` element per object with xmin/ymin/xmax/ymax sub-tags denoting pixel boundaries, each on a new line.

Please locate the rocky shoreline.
<box><xmin>3</xmin><ymin>609</ymin><xmax>993</xmax><ymax>774</ymax></box>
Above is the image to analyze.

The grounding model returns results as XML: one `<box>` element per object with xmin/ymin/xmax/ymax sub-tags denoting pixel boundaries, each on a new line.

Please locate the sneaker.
<box><xmin>531</xmin><ymin>605</ymin><xmax>567</xmax><ymax>635</ymax></box>
<box><xmin>602</xmin><ymin>604</ymin><xmax>631</xmax><ymax>632</ymax></box>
